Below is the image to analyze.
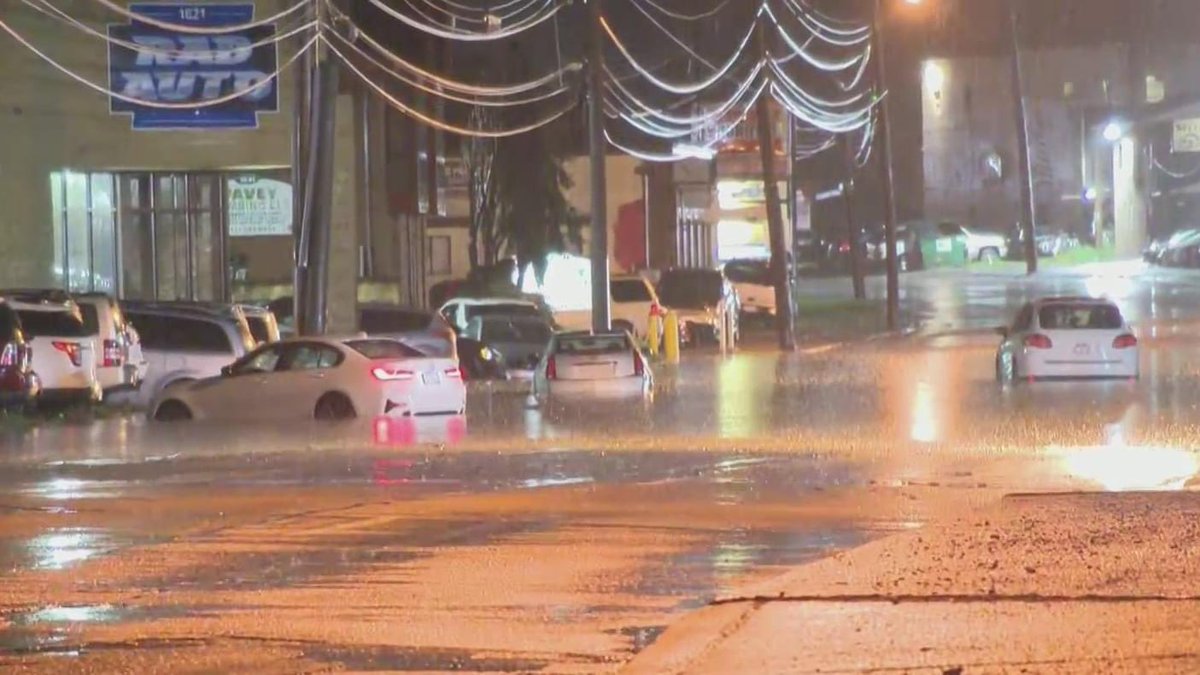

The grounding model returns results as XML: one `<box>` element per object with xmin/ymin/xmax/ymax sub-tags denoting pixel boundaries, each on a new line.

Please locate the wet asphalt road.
<box><xmin>4</xmin><ymin>264</ymin><xmax>1200</xmax><ymax>672</ymax></box>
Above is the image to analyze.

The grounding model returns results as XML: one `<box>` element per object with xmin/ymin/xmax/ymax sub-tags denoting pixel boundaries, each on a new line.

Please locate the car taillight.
<box><xmin>53</xmin><ymin>341</ymin><xmax>83</xmax><ymax>366</ymax></box>
<box><xmin>0</xmin><ymin>344</ymin><xmax>15</xmax><ymax>368</ymax></box>
<box><xmin>546</xmin><ymin>355</ymin><xmax>557</xmax><ymax>379</ymax></box>
<box><xmin>445</xmin><ymin>367</ymin><xmax>463</xmax><ymax>379</ymax></box>
<box><xmin>633</xmin><ymin>351</ymin><xmax>644</xmax><ymax>376</ymax></box>
<box><xmin>650</xmin><ymin>303</ymin><xmax>665</xmax><ymax>318</ymax></box>
<box><xmin>1023</xmin><ymin>334</ymin><xmax>1053</xmax><ymax>350</ymax></box>
<box><xmin>372</xmin><ymin>364</ymin><xmax>414</xmax><ymax>381</ymax></box>
<box><xmin>838</xmin><ymin>242</ymin><xmax>851</xmax><ymax>253</ymax></box>
<box><xmin>102</xmin><ymin>339</ymin><xmax>123</xmax><ymax>367</ymax></box>
<box><xmin>1113</xmin><ymin>334</ymin><xmax>1138</xmax><ymax>349</ymax></box>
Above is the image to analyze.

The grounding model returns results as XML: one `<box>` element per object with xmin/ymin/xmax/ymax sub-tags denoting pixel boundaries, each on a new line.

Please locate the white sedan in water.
<box><xmin>996</xmin><ymin>297</ymin><xmax>1139</xmax><ymax>382</ymax></box>
<box><xmin>152</xmin><ymin>337</ymin><xmax>466</xmax><ymax>421</ymax></box>
<box><xmin>531</xmin><ymin>330</ymin><xmax>652</xmax><ymax>403</ymax></box>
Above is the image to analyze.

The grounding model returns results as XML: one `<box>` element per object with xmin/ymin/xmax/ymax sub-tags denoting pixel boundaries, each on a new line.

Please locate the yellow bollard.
<box><xmin>647</xmin><ymin>312</ymin><xmax>662</xmax><ymax>356</ymax></box>
<box><xmin>663</xmin><ymin>311</ymin><xmax>681</xmax><ymax>365</ymax></box>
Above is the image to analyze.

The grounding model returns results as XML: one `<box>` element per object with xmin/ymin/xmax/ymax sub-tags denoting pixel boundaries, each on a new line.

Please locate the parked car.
<box><xmin>609</xmin><ymin>275</ymin><xmax>665</xmax><ymax>339</ymax></box>
<box><xmin>438</xmin><ymin>298</ymin><xmax>554</xmax><ymax>336</ymax></box>
<box><xmin>960</xmin><ymin>226</ymin><xmax>1009</xmax><ymax>262</ymax></box>
<box><xmin>238</xmin><ymin>304</ymin><xmax>281</xmax><ymax>346</ymax></box>
<box><xmin>723</xmin><ymin>259</ymin><xmax>776</xmax><ymax>318</ymax></box>
<box><xmin>465</xmin><ymin>315</ymin><xmax>554</xmax><ymax>377</ymax></box>
<box><xmin>75</xmin><ymin>293</ymin><xmax>143</xmax><ymax>395</ymax></box>
<box><xmin>1036</xmin><ymin>228</ymin><xmax>1081</xmax><ymax>257</ymax></box>
<box><xmin>123</xmin><ymin>304</ymin><xmax>256</xmax><ymax>408</ymax></box>
<box><xmin>531</xmin><ymin>330</ymin><xmax>652</xmax><ymax>404</ymax></box>
<box><xmin>152</xmin><ymin>337</ymin><xmax>466</xmax><ymax>422</ymax></box>
<box><xmin>8</xmin><ymin>296</ymin><xmax>100</xmax><ymax>404</ymax></box>
<box><xmin>657</xmin><ymin>268</ymin><xmax>740</xmax><ymax>346</ymax></box>
<box><xmin>359</xmin><ymin>303</ymin><xmax>456</xmax><ymax>357</ymax></box>
<box><xmin>794</xmin><ymin>230</ymin><xmax>827</xmax><ymax>273</ymax></box>
<box><xmin>0</xmin><ymin>300</ymin><xmax>37</xmax><ymax>410</ymax></box>
<box><xmin>1145</xmin><ymin>229</ymin><xmax>1200</xmax><ymax>266</ymax></box>
<box><xmin>903</xmin><ymin>221</ymin><xmax>969</xmax><ymax>269</ymax></box>
<box><xmin>995</xmin><ymin>297</ymin><xmax>1138</xmax><ymax>382</ymax></box>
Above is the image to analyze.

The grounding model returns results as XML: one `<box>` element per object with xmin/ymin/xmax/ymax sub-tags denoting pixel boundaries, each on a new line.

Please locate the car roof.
<box><xmin>6</xmin><ymin>298</ymin><xmax>77</xmax><ymax>312</ymax></box>
<box><xmin>124</xmin><ymin>304</ymin><xmax>240</xmax><ymax>324</ymax></box>
<box><xmin>0</xmin><ymin>288</ymin><xmax>76</xmax><ymax>305</ymax></box>
<box><xmin>1035</xmin><ymin>296</ymin><xmax>1115</xmax><ymax>306</ymax></box>
<box><xmin>443</xmin><ymin>297</ymin><xmax>539</xmax><ymax>306</ymax></box>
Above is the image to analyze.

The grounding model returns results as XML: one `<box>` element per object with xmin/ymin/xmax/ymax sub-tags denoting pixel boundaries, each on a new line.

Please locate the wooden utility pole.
<box><xmin>841</xmin><ymin>136</ymin><xmax>867</xmax><ymax>301</ymax></box>
<box><xmin>586</xmin><ymin>0</ymin><xmax>611</xmax><ymax>331</ymax></box>
<box><xmin>1009</xmin><ymin>0</ymin><xmax>1038</xmax><ymax>273</ymax></box>
<box><xmin>757</xmin><ymin>23</ymin><xmax>796</xmax><ymax>352</ymax></box>
<box><xmin>871</xmin><ymin>0</ymin><xmax>900</xmax><ymax>330</ymax></box>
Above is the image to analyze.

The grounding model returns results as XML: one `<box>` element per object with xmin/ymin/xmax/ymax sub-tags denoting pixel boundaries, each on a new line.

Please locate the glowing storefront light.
<box><xmin>520</xmin><ymin>253</ymin><xmax>593</xmax><ymax>312</ymax></box>
<box><xmin>909</xmin><ymin>380</ymin><xmax>939</xmax><ymax>443</ymax></box>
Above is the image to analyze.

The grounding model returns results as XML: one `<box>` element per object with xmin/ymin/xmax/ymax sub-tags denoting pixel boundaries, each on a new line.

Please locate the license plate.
<box><xmin>421</xmin><ymin>372</ymin><xmax>441</xmax><ymax>385</ymax></box>
<box><xmin>1073</xmin><ymin>343</ymin><xmax>1091</xmax><ymax>355</ymax></box>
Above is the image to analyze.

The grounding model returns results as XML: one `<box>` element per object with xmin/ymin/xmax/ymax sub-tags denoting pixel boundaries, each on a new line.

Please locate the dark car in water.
<box><xmin>0</xmin><ymin>300</ymin><xmax>37</xmax><ymax>410</ymax></box>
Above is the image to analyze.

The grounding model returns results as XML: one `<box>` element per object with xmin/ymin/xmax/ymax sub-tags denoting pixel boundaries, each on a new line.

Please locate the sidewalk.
<box><xmin>623</xmin><ymin>491</ymin><xmax>1200</xmax><ymax>674</ymax></box>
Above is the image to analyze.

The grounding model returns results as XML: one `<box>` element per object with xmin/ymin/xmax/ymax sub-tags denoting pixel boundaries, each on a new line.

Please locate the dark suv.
<box><xmin>0</xmin><ymin>301</ymin><xmax>37</xmax><ymax>410</ymax></box>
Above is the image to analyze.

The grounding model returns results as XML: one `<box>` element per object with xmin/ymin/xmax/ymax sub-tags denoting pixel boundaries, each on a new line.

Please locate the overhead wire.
<box><xmin>362</xmin><ymin>0</ymin><xmax>563</xmax><ymax>41</ymax></box>
<box><xmin>629</xmin><ymin>0</ymin><xmax>734</xmax><ymax>23</ymax></box>
<box><xmin>25</xmin><ymin>0</ymin><xmax>316</xmax><ymax>62</ymax></box>
<box><xmin>323</xmin><ymin>34</ymin><xmax>579</xmax><ymax>137</ymax></box>
<box><xmin>0</xmin><ymin>13</ymin><xmax>316</xmax><ymax>108</ymax></box>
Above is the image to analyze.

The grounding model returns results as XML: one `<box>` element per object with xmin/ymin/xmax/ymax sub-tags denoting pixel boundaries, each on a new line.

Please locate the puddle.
<box><xmin>0</xmin><ymin>528</ymin><xmax>160</xmax><ymax>574</ymax></box>
<box><xmin>0</xmin><ymin>604</ymin><xmax>208</xmax><ymax>656</ymax></box>
<box><xmin>629</xmin><ymin>526</ymin><xmax>876</xmax><ymax>610</ymax></box>
<box><xmin>306</xmin><ymin>644</ymin><xmax>555</xmax><ymax>672</ymax></box>
<box><xmin>615</xmin><ymin>625</ymin><xmax>667</xmax><ymax>653</ymax></box>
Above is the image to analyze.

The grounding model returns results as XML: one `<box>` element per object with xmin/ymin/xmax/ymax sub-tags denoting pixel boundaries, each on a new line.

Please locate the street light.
<box><xmin>1103</xmin><ymin>121</ymin><xmax>1126</xmax><ymax>142</ymax></box>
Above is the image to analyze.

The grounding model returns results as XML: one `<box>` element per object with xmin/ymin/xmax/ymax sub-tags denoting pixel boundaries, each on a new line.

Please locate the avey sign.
<box><xmin>1173</xmin><ymin>118</ymin><xmax>1200</xmax><ymax>154</ymax></box>
<box><xmin>227</xmin><ymin>176</ymin><xmax>292</xmax><ymax>237</ymax></box>
<box><xmin>108</xmin><ymin>4</ymin><xmax>278</xmax><ymax>129</ymax></box>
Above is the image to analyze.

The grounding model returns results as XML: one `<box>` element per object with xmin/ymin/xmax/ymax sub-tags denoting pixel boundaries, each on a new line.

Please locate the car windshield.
<box><xmin>658</xmin><ymin>272</ymin><xmax>722</xmax><ymax>309</ymax></box>
<box><xmin>724</xmin><ymin>261</ymin><xmax>772</xmax><ymax>285</ymax></box>
<box><xmin>1038</xmin><ymin>303</ymin><xmax>1124</xmax><ymax>330</ymax></box>
<box><xmin>464</xmin><ymin>303</ymin><xmax>544</xmax><ymax>322</ymax></box>
<box><xmin>16</xmin><ymin>309</ymin><xmax>85</xmax><ymax>337</ymax></box>
<box><xmin>346</xmin><ymin>339</ymin><xmax>425</xmax><ymax>359</ymax></box>
<box><xmin>611</xmin><ymin>279</ymin><xmax>652</xmax><ymax>303</ymax></box>
<box><xmin>480</xmin><ymin>318</ymin><xmax>552</xmax><ymax>344</ymax></box>
<box><xmin>361</xmin><ymin>308</ymin><xmax>432</xmax><ymax>334</ymax></box>
<box><xmin>555</xmin><ymin>334</ymin><xmax>631</xmax><ymax>355</ymax></box>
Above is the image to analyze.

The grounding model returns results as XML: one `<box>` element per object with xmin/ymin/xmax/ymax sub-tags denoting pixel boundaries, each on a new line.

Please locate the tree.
<box><xmin>462</xmin><ymin>107</ymin><xmax>498</xmax><ymax>271</ymax></box>
<box><xmin>491</xmin><ymin>118</ymin><xmax>584</xmax><ymax>286</ymax></box>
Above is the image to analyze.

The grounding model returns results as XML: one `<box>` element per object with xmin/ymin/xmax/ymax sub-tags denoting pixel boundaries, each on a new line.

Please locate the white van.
<box><xmin>9</xmin><ymin>298</ymin><xmax>101</xmax><ymax>404</ymax></box>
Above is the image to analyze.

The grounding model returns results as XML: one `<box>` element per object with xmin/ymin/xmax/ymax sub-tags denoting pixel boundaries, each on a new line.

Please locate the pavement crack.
<box><xmin>711</xmin><ymin>592</ymin><xmax>1200</xmax><ymax>606</ymax></box>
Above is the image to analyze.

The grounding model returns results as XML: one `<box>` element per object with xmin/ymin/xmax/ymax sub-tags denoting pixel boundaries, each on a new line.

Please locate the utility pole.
<box><xmin>586</xmin><ymin>0</ymin><xmax>611</xmax><ymax>332</ymax></box>
<box><xmin>840</xmin><ymin>135</ymin><xmax>867</xmax><ymax>301</ymax></box>
<box><xmin>756</xmin><ymin>22</ymin><xmax>796</xmax><ymax>351</ymax></box>
<box><xmin>1008</xmin><ymin>0</ymin><xmax>1038</xmax><ymax>274</ymax></box>
<box><xmin>291</xmin><ymin>0</ymin><xmax>315</xmax><ymax>333</ymax></box>
<box><xmin>297</xmin><ymin>2</ymin><xmax>338</xmax><ymax>335</ymax></box>
<box><xmin>871</xmin><ymin>0</ymin><xmax>900</xmax><ymax>331</ymax></box>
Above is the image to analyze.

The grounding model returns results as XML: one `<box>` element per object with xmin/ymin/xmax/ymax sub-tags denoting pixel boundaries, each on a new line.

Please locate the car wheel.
<box><xmin>154</xmin><ymin>400</ymin><xmax>192</xmax><ymax>422</ymax></box>
<box><xmin>996</xmin><ymin>353</ymin><xmax>1015</xmax><ymax>383</ymax></box>
<box><xmin>980</xmin><ymin>248</ymin><xmax>1000</xmax><ymax>263</ymax></box>
<box><xmin>314</xmin><ymin>392</ymin><xmax>356</xmax><ymax>421</ymax></box>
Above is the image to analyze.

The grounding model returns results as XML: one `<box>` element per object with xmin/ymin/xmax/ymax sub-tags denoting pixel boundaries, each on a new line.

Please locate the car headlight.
<box><xmin>480</xmin><ymin>346</ymin><xmax>495</xmax><ymax>361</ymax></box>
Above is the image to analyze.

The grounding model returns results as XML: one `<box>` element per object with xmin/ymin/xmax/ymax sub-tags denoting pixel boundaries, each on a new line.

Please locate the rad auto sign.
<box><xmin>108</xmin><ymin>3</ymin><xmax>278</xmax><ymax>130</ymax></box>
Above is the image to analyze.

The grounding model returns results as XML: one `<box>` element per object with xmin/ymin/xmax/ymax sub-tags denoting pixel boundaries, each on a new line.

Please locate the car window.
<box><xmin>361</xmin><ymin>308</ymin><xmax>432</xmax><ymax>334</ymax></box>
<box><xmin>555</xmin><ymin>334</ymin><xmax>632</xmax><ymax>356</ymax></box>
<box><xmin>279</xmin><ymin>344</ymin><xmax>344</xmax><ymax>371</ymax></box>
<box><xmin>658</xmin><ymin>272</ymin><xmax>723</xmax><ymax>309</ymax></box>
<box><xmin>0</xmin><ymin>306</ymin><xmax>17</xmax><ymax>341</ymax></box>
<box><xmin>346</xmin><ymin>339</ymin><xmax>424</xmax><ymax>360</ymax></box>
<box><xmin>232</xmin><ymin>346</ymin><xmax>283</xmax><ymax>375</ymax></box>
<box><xmin>15</xmin><ymin>309</ymin><xmax>86</xmax><ymax>337</ymax></box>
<box><xmin>724</xmin><ymin>262</ymin><xmax>772</xmax><ymax>286</ymax></box>
<box><xmin>138</xmin><ymin>315</ymin><xmax>234</xmax><ymax>354</ymax></box>
<box><xmin>245</xmin><ymin>316</ymin><xmax>272</xmax><ymax>344</ymax></box>
<box><xmin>465</xmin><ymin>304</ymin><xmax>543</xmax><ymax>323</ymax></box>
<box><xmin>78</xmin><ymin>304</ymin><xmax>102</xmax><ymax>336</ymax></box>
<box><xmin>611</xmin><ymin>280</ymin><xmax>652</xmax><ymax>303</ymax></box>
<box><xmin>481</xmin><ymin>319</ymin><xmax>552</xmax><ymax>344</ymax></box>
<box><xmin>1038</xmin><ymin>304</ymin><xmax>1124</xmax><ymax>330</ymax></box>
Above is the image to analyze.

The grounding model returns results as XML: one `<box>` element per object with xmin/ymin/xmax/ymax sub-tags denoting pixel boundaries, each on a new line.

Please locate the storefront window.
<box><xmin>49</xmin><ymin>170</ymin><xmax>118</xmax><ymax>294</ymax></box>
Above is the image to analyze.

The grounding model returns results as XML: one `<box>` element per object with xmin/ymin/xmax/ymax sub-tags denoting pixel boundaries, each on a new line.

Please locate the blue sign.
<box><xmin>108</xmin><ymin>3</ymin><xmax>279</xmax><ymax>130</ymax></box>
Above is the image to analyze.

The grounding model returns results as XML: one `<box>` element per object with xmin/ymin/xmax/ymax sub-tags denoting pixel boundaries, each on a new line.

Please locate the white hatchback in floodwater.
<box><xmin>151</xmin><ymin>337</ymin><xmax>465</xmax><ymax>422</ymax></box>
<box><xmin>531</xmin><ymin>330</ymin><xmax>652</xmax><ymax>404</ymax></box>
<box><xmin>996</xmin><ymin>297</ymin><xmax>1139</xmax><ymax>382</ymax></box>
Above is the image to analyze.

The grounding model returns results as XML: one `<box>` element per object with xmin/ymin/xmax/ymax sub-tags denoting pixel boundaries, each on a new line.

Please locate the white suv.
<box><xmin>609</xmin><ymin>275</ymin><xmax>665</xmax><ymax>339</ymax></box>
<box><xmin>8</xmin><ymin>297</ymin><xmax>101</xmax><ymax>404</ymax></box>
<box><xmin>75</xmin><ymin>293</ymin><xmax>145</xmax><ymax>395</ymax></box>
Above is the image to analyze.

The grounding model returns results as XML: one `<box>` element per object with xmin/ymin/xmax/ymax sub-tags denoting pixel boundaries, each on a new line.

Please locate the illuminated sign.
<box><xmin>1173</xmin><ymin>118</ymin><xmax>1200</xmax><ymax>154</ymax></box>
<box><xmin>108</xmin><ymin>4</ymin><xmax>279</xmax><ymax>129</ymax></box>
<box><xmin>717</xmin><ymin>180</ymin><xmax>789</xmax><ymax>210</ymax></box>
<box><xmin>227</xmin><ymin>175</ymin><xmax>292</xmax><ymax>237</ymax></box>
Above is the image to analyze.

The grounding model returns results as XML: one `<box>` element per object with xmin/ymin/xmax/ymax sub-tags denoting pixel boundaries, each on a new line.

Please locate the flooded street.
<box><xmin>4</xmin><ymin>266</ymin><xmax>1200</xmax><ymax>671</ymax></box>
